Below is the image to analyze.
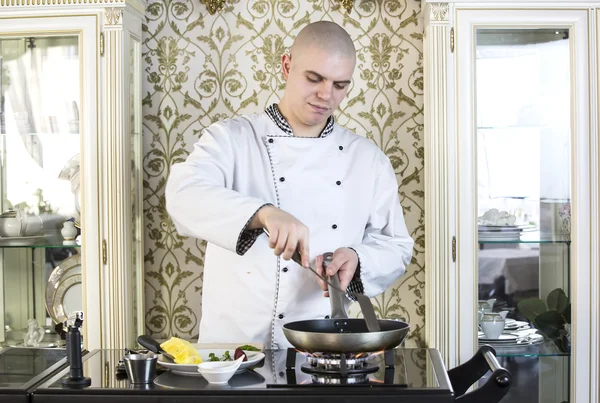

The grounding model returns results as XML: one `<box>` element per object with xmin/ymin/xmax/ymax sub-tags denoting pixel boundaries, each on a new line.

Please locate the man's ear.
<box><xmin>281</xmin><ymin>53</ymin><xmax>291</xmax><ymax>80</ymax></box>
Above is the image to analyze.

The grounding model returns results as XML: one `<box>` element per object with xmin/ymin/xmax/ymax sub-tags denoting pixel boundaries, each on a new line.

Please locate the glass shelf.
<box><xmin>481</xmin><ymin>340</ymin><xmax>570</xmax><ymax>358</ymax></box>
<box><xmin>478</xmin><ymin>231</ymin><xmax>571</xmax><ymax>244</ymax></box>
<box><xmin>0</xmin><ymin>234</ymin><xmax>79</xmax><ymax>249</ymax></box>
<box><xmin>0</xmin><ymin>132</ymin><xmax>80</xmax><ymax>137</ymax></box>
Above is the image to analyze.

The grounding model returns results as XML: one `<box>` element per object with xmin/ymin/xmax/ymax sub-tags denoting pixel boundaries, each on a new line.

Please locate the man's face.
<box><xmin>281</xmin><ymin>45</ymin><xmax>355</xmax><ymax>127</ymax></box>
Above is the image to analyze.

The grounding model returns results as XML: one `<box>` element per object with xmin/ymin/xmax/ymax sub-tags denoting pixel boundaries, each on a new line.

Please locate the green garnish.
<box><xmin>207</xmin><ymin>351</ymin><xmax>232</xmax><ymax>361</ymax></box>
<box><xmin>237</xmin><ymin>345</ymin><xmax>260</xmax><ymax>351</ymax></box>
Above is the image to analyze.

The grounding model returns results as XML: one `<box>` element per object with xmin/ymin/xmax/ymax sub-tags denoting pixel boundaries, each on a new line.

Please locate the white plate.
<box><xmin>479</xmin><ymin>334</ymin><xmax>544</xmax><ymax>347</ymax></box>
<box><xmin>478</xmin><ymin>233</ymin><xmax>521</xmax><ymax>241</ymax></box>
<box><xmin>478</xmin><ymin>334</ymin><xmax>518</xmax><ymax>342</ymax></box>
<box><xmin>45</xmin><ymin>255</ymin><xmax>82</xmax><ymax>323</ymax></box>
<box><xmin>158</xmin><ymin>349</ymin><xmax>265</xmax><ymax>376</ymax></box>
<box><xmin>503</xmin><ymin>326</ymin><xmax>530</xmax><ymax>334</ymax></box>
<box><xmin>504</xmin><ymin>320</ymin><xmax>529</xmax><ymax>329</ymax></box>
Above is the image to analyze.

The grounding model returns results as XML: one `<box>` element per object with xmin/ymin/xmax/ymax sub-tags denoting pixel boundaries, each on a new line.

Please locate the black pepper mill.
<box><xmin>62</xmin><ymin>311</ymin><xmax>91</xmax><ymax>388</ymax></box>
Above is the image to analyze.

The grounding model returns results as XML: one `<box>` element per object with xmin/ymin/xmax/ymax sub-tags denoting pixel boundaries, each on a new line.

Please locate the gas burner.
<box><xmin>307</xmin><ymin>352</ymin><xmax>370</xmax><ymax>371</ymax></box>
<box><xmin>301</xmin><ymin>352</ymin><xmax>380</xmax><ymax>376</ymax></box>
<box><xmin>310</xmin><ymin>373</ymin><xmax>370</xmax><ymax>385</ymax></box>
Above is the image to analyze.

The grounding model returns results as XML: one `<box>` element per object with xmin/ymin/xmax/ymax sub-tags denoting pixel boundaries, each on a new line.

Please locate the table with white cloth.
<box><xmin>478</xmin><ymin>246</ymin><xmax>540</xmax><ymax>294</ymax></box>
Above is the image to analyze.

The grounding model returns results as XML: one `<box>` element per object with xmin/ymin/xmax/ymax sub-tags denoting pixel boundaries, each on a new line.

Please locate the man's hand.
<box><xmin>250</xmin><ymin>205</ymin><xmax>310</xmax><ymax>267</ymax></box>
<box><xmin>314</xmin><ymin>247</ymin><xmax>358</xmax><ymax>297</ymax></box>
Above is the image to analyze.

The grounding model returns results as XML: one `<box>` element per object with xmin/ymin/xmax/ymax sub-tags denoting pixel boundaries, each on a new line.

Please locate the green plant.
<box><xmin>517</xmin><ymin>288</ymin><xmax>571</xmax><ymax>352</ymax></box>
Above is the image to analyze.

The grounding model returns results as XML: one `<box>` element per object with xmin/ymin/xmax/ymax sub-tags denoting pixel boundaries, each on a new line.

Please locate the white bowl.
<box><xmin>197</xmin><ymin>357</ymin><xmax>243</xmax><ymax>384</ymax></box>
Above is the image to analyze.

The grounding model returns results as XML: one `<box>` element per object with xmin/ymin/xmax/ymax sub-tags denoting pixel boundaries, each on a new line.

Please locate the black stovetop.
<box><xmin>32</xmin><ymin>348</ymin><xmax>455</xmax><ymax>402</ymax></box>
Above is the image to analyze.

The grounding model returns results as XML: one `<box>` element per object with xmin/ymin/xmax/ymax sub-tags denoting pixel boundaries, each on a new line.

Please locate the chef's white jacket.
<box><xmin>165</xmin><ymin>111</ymin><xmax>414</xmax><ymax>349</ymax></box>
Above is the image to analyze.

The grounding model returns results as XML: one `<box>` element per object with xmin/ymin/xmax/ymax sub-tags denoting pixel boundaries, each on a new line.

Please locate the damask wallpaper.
<box><xmin>142</xmin><ymin>0</ymin><xmax>425</xmax><ymax>343</ymax></box>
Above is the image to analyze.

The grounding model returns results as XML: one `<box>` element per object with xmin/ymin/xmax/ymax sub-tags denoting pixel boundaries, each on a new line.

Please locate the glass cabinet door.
<box><xmin>128</xmin><ymin>35</ymin><xmax>144</xmax><ymax>344</ymax></box>
<box><xmin>474</xmin><ymin>29</ymin><xmax>571</xmax><ymax>402</ymax></box>
<box><xmin>0</xmin><ymin>35</ymin><xmax>82</xmax><ymax>347</ymax></box>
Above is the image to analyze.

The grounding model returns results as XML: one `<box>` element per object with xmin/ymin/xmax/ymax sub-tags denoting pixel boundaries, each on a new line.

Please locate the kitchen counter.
<box><xmin>32</xmin><ymin>348</ymin><xmax>457</xmax><ymax>403</ymax></box>
<box><xmin>0</xmin><ymin>347</ymin><xmax>67</xmax><ymax>403</ymax></box>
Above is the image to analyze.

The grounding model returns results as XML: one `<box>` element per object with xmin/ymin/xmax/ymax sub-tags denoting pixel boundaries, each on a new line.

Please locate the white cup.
<box><xmin>480</xmin><ymin>312</ymin><xmax>505</xmax><ymax>339</ymax></box>
<box><xmin>481</xmin><ymin>321</ymin><xmax>504</xmax><ymax>339</ymax></box>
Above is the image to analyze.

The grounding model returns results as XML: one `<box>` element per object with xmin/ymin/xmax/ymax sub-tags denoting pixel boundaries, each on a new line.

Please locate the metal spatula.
<box><xmin>301</xmin><ymin>251</ymin><xmax>381</xmax><ymax>333</ymax></box>
<box><xmin>261</xmin><ymin>229</ymin><xmax>381</xmax><ymax>332</ymax></box>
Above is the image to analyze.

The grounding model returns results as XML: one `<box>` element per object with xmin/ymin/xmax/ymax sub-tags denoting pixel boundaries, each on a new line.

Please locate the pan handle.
<box><xmin>323</xmin><ymin>252</ymin><xmax>348</xmax><ymax>319</ymax></box>
<box><xmin>447</xmin><ymin>345</ymin><xmax>511</xmax><ymax>402</ymax></box>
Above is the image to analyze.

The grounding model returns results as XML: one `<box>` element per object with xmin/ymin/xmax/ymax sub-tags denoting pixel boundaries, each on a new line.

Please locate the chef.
<box><xmin>165</xmin><ymin>21</ymin><xmax>414</xmax><ymax>349</ymax></box>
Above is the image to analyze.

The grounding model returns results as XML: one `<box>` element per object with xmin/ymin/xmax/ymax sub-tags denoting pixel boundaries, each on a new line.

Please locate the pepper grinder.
<box><xmin>62</xmin><ymin>311</ymin><xmax>91</xmax><ymax>388</ymax></box>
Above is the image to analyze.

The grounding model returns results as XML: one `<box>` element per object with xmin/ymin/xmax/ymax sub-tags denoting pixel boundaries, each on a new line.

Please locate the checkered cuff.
<box><xmin>345</xmin><ymin>247</ymin><xmax>364</xmax><ymax>301</ymax></box>
<box><xmin>235</xmin><ymin>203</ymin><xmax>272</xmax><ymax>255</ymax></box>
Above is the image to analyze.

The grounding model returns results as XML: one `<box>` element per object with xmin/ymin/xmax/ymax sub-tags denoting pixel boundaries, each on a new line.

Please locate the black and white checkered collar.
<box><xmin>265</xmin><ymin>103</ymin><xmax>335</xmax><ymax>138</ymax></box>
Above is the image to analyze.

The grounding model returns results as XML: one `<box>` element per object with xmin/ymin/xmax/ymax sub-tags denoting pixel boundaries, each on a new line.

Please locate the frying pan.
<box><xmin>282</xmin><ymin>252</ymin><xmax>410</xmax><ymax>353</ymax></box>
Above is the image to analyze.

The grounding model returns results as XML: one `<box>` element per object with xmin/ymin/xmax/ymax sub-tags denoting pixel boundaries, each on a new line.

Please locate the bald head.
<box><xmin>290</xmin><ymin>21</ymin><xmax>356</xmax><ymax>62</ymax></box>
<box><xmin>278</xmin><ymin>21</ymin><xmax>356</xmax><ymax>137</ymax></box>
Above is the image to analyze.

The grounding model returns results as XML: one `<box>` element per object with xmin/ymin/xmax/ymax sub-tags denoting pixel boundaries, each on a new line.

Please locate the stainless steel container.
<box><xmin>123</xmin><ymin>354</ymin><xmax>158</xmax><ymax>384</ymax></box>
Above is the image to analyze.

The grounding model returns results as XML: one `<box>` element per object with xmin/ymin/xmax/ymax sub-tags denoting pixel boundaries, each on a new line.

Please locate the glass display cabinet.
<box><xmin>424</xmin><ymin>2</ymin><xmax>599</xmax><ymax>402</ymax></box>
<box><xmin>474</xmin><ymin>27</ymin><xmax>571</xmax><ymax>402</ymax></box>
<box><xmin>0</xmin><ymin>34</ymin><xmax>82</xmax><ymax>348</ymax></box>
<box><xmin>0</xmin><ymin>0</ymin><xmax>146</xmax><ymax>351</ymax></box>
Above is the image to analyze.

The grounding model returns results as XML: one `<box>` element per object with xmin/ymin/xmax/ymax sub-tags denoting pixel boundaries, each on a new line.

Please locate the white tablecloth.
<box><xmin>478</xmin><ymin>247</ymin><xmax>539</xmax><ymax>293</ymax></box>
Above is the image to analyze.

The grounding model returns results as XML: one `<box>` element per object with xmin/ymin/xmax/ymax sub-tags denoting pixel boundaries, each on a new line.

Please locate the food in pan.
<box><xmin>160</xmin><ymin>337</ymin><xmax>203</xmax><ymax>364</ymax></box>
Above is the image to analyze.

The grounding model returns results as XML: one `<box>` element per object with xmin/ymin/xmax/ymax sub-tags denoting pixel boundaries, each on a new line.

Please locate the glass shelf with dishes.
<box><xmin>474</xmin><ymin>27</ymin><xmax>572</xmax><ymax>368</ymax></box>
<box><xmin>1</xmin><ymin>246</ymin><xmax>81</xmax><ymax>349</ymax></box>
<box><xmin>490</xmin><ymin>340</ymin><xmax>569</xmax><ymax>358</ymax></box>
<box><xmin>0</xmin><ymin>35</ymin><xmax>83</xmax><ymax>349</ymax></box>
<box><xmin>478</xmin><ymin>232</ymin><xmax>571</xmax><ymax>244</ymax></box>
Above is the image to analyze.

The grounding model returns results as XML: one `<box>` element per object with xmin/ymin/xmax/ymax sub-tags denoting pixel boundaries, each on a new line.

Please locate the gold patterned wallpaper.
<box><xmin>142</xmin><ymin>0</ymin><xmax>425</xmax><ymax>343</ymax></box>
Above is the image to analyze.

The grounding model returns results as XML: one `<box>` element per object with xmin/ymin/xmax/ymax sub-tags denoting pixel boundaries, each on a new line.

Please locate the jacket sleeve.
<box><xmin>347</xmin><ymin>154</ymin><xmax>414</xmax><ymax>297</ymax></box>
<box><xmin>165</xmin><ymin>123</ymin><xmax>268</xmax><ymax>254</ymax></box>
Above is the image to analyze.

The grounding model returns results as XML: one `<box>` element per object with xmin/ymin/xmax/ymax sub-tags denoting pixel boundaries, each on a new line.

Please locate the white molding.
<box><xmin>589</xmin><ymin>10</ymin><xmax>600</xmax><ymax>403</ymax></box>
<box><xmin>426</xmin><ymin>0</ymin><xmax>600</xmax><ymax>5</ymax></box>
<box><xmin>427</xmin><ymin>2</ymin><xmax>451</xmax><ymax>23</ymax></box>
<box><xmin>424</xmin><ymin>2</ymin><xmax>461</xmax><ymax>370</ymax></box>
<box><xmin>0</xmin><ymin>0</ymin><xmax>147</xmax><ymax>15</ymax></box>
<box><xmin>100</xmin><ymin>12</ymin><xmax>144</xmax><ymax>349</ymax></box>
<box><xmin>103</xmin><ymin>7</ymin><xmax>123</xmax><ymax>28</ymax></box>
<box><xmin>101</xmin><ymin>26</ymin><xmax>127</xmax><ymax>350</ymax></box>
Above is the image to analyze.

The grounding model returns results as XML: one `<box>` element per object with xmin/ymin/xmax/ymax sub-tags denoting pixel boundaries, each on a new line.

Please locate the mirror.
<box><xmin>0</xmin><ymin>35</ymin><xmax>81</xmax><ymax>346</ymax></box>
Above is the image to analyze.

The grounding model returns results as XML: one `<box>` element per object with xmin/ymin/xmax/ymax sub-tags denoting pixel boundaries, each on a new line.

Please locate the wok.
<box><xmin>282</xmin><ymin>252</ymin><xmax>410</xmax><ymax>353</ymax></box>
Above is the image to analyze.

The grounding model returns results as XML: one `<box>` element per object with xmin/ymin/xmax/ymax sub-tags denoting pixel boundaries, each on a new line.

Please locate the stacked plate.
<box><xmin>479</xmin><ymin>328</ymin><xmax>544</xmax><ymax>348</ymax></box>
<box><xmin>478</xmin><ymin>224</ymin><xmax>537</xmax><ymax>241</ymax></box>
<box><xmin>478</xmin><ymin>225</ymin><xmax>523</xmax><ymax>241</ymax></box>
<box><xmin>502</xmin><ymin>319</ymin><xmax>530</xmax><ymax>333</ymax></box>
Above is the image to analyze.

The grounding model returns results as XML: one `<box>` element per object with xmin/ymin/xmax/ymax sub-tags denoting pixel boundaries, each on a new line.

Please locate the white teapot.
<box><xmin>0</xmin><ymin>209</ymin><xmax>43</xmax><ymax>237</ymax></box>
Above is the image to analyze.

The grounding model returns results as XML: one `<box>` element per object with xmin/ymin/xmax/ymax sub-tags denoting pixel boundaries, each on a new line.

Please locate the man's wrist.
<box><xmin>248</xmin><ymin>204</ymin><xmax>274</xmax><ymax>229</ymax></box>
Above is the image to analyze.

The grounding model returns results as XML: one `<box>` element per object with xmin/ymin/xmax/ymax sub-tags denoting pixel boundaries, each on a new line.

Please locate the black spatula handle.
<box><xmin>137</xmin><ymin>335</ymin><xmax>163</xmax><ymax>354</ymax></box>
